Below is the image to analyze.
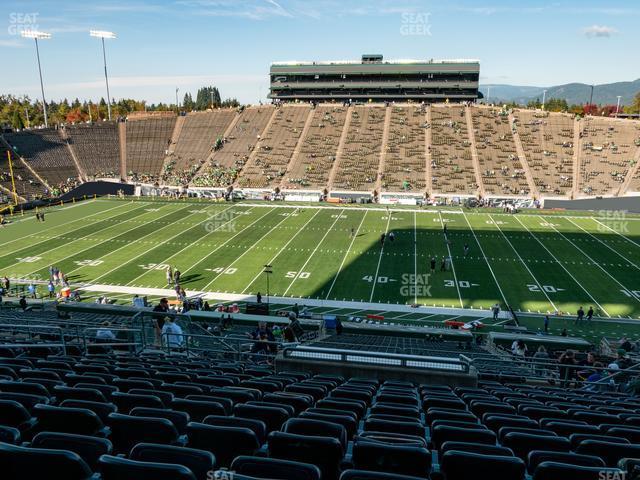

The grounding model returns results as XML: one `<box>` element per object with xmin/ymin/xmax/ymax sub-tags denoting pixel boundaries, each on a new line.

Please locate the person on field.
<box><xmin>586</xmin><ymin>306</ymin><xmax>594</xmax><ymax>322</ymax></box>
<box><xmin>575</xmin><ymin>306</ymin><xmax>584</xmax><ymax>325</ymax></box>
<box><xmin>166</xmin><ymin>266</ymin><xmax>173</xmax><ymax>286</ymax></box>
<box><xmin>430</xmin><ymin>257</ymin><xmax>436</xmax><ymax>273</ymax></box>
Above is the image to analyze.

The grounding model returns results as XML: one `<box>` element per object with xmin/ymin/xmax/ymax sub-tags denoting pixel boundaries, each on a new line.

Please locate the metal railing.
<box><xmin>82</xmin><ymin>326</ymin><xmax>145</xmax><ymax>355</ymax></box>
<box><xmin>0</xmin><ymin>324</ymin><xmax>67</xmax><ymax>354</ymax></box>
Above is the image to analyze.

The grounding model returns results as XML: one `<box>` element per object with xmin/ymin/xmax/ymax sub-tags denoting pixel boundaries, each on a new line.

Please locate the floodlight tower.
<box><xmin>90</xmin><ymin>30</ymin><xmax>116</xmax><ymax>121</ymax></box>
<box><xmin>616</xmin><ymin>96</ymin><xmax>622</xmax><ymax>118</ymax></box>
<box><xmin>21</xmin><ymin>30</ymin><xmax>51</xmax><ymax>128</ymax></box>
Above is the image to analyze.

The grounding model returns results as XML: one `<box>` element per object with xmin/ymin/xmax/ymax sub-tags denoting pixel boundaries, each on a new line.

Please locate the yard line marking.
<box><xmin>284</xmin><ymin>209</ymin><xmax>345</xmax><ymax>297</ymax></box>
<box><xmin>591</xmin><ymin>217</ymin><xmax>640</xmax><ymax>250</ymax></box>
<box><xmin>128</xmin><ymin>206</ymin><xmax>269</xmax><ymax>287</ymax></box>
<box><xmin>3</xmin><ymin>203</ymin><xmax>150</xmax><ymax>272</ymax></box>
<box><xmin>489</xmin><ymin>214</ymin><xmax>557</xmax><ymax>312</ymax></box>
<box><xmin>202</xmin><ymin>209</ymin><xmax>301</xmax><ymax>292</ymax></box>
<box><xmin>241</xmin><ymin>209</ymin><xmax>322</xmax><ymax>294</ymax></box>
<box><xmin>1</xmin><ymin>200</ymin><xmax>136</xmax><ymax>254</ymax></box>
<box><xmin>438</xmin><ymin>211</ymin><xmax>464</xmax><ymax>308</ymax></box>
<box><xmin>538</xmin><ymin>215</ymin><xmax>640</xmax><ymax>306</ymax></box>
<box><xmin>15</xmin><ymin>204</ymin><xmax>180</xmax><ymax>278</ymax></box>
<box><xmin>83</xmin><ymin>205</ymin><xmax>235</xmax><ymax>282</ymax></box>
<box><xmin>567</xmin><ymin>218</ymin><xmax>640</xmax><ymax>272</ymax></box>
<box><xmin>514</xmin><ymin>216</ymin><xmax>609</xmax><ymax>316</ymax></box>
<box><xmin>460</xmin><ymin>211</ymin><xmax>508</xmax><ymax>306</ymax></box>
<box><xmin>369</xmin><ymin>212</ymin><xmax>392</xmax><ymax>302</ymax></box>
<box><xmin>325</xmin><ymin>210</ymin><xmax>368</xmax><ymax>300</ymax></box>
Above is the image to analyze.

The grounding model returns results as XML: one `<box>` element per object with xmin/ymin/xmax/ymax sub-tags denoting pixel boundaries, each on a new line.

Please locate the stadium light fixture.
<box><xmin>21</xmin><ymin>30</ymin><xmax>51</xmax><ymax>128</ymax></box>
<box><xmin>90</xmin><ymin>30</ymin><xmax>116</xmax><ymax>121</ymax></box>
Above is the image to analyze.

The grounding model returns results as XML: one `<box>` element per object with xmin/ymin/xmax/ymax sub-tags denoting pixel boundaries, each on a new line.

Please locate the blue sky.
<box><xmin>1</xmin><ymin>0</ymin><xmax>638</xmax><ymax>104</ymax></box>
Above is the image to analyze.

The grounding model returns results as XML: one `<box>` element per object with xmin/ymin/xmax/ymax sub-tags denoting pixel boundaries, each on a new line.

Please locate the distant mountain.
<box><xmin>480</xmin><ymin>79</ymin><xmax>640</xmax><ymax>106</ymax></box>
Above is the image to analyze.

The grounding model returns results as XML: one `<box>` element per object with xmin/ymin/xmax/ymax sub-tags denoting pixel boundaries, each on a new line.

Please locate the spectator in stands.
<box><xmin>512</xmin><ymin>339</ymin><xmax>527</xmax><ymax>358</ymax></box>
<box><xmin>203</xmin><ymin>301</ymin><xmax>211</xmax><ymax>311</ymax></box>
<box><xmin>292</xmin><ymin>303</ymin><xmax>300</xmax><ymax>318</ymax></box>
<box><xmin>559</xmin><ymin>349</ymin><xmax>578</xmax><ymax>387</ymax></box>
<box><xmin>3</xmin><ymin>276</ymin><xmax>9</xmax><ymax>293</ymax></box>
<box><xmin>532</xmin><ymin>345</ymin><xmax>549</xmax><ymax>374</ymax></box>
<box><xmin>575</xmin><ymin>306</ymin><xmax>585</xmax><ymax>325</ymax></box>
<box><xmin>620</xmin><ymin>336</ymin><xmax>633</xmax><ymax>352</ymax></box>
<box><xmin>256</xmin><ymin>292</ymin><xmax>262</xmax><ymax>303</ymax></box>
<box><xmin>96</xmin><ymin>321</ymin><xmax>116</xmax><ymax>341</ymax></box>
<box><xmin>162</xmin><ymin>317</ymin><xmax>184</xmax><ymax>350</ymax></box>
<box><xmin>543</xmin><ymin>315</ymin><xmax>549</xmax><ymax>333</ymax></box>
<box><xmin>247</xmin><ymin>321</ymin><xmax>275</xmax><ymax>355</ymax></box>
<box><xmin>578</xmin><ymin>352</ymin><xmax>597</xmax><ymax>381</ymax></box>
<box><xmin>19</xmin><ymin>296</ymin><xmax>28</xmax><ymax>311</ymax></box>
<box><xmin>27</xmin><ymin>283</ymin><xmax>36</xmax><ymax>299</ymax></box>
<box><xmin>152</xmin><ymin>298</ymin><xmax>170</xmax><ymax>345</ymax></box>
<box><xmin>132</xmin><ymin>294</ymin><xmax>145</xmax><ymax>308</ymax></box>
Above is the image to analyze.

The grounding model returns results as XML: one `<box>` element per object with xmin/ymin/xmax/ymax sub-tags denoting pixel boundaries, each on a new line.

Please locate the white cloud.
<box><xmin>0</xmin><ymin>38</ymin><xmax>25</xmax><ymax>48</ymax></box>
<box><xmin>583</xmin><ymin>25</ymin><xmax>618</xmax><ymax>38</ymax></box>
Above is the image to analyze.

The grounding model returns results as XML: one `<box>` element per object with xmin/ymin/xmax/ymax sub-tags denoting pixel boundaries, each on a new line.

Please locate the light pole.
<box><xmin>175</xmin><ymin>88</ymin><xmax>179</xmax><ymax>114</ymax></box>
<box><xmin>542</xmin><ymin>89</ymin><xmax>547</xmax><ymax>110</ymax></box>
<box><xmin>21</xmin><ymin>30</ymin><xmax>51</xmax><ymax>128</ymax></box>
<box><xmin>616</xmin><ymin>95</ymin><xmax>622</xmax><ymax>118</ymax></box>
<box><xmin>90</xmin><ymin>30</ymin><xmax>116</xmax><ymax>121</ymax></box>
<box><xmin>263</xmin><ymin>264</ymin><xmax>272</xmax><ymax>309</ymax></box>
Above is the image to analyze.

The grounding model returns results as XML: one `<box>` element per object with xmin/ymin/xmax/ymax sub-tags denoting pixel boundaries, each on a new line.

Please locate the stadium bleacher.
<box><xmin>0</xmin><ymin>302</ymin><xmax>638</xmax><ymax>480</ymax></box>
<box><xmin>125</xmin><ymin>115</ymin><xmax>177</xmax><ymax>183</ymax></box>
<box><xmin>430</xmin><ymin>105</ymin><xmax>478</xmax><ymax>195</ymax></box>
<box><xmin>3</xmin><ymin>129</ymin><xmax>80</xmax><ymax>194</ymax></box>
<box><xmin>66</xmin><ymin>122</ymin><xmax>121</xmax><ymax>180</ymax></box>
<box><xmin>0</xmin><ymin>105</ymin><xmax>639</xmax><ymax>202</ymax></box>
<box><xmin>332</xmin><ymin>105</ymin><xmax>386</xmax><ymax>192</ymax></box>
<box><xmin>0</xmin><ymin>145</ymin><xmax>46</xmax><ymax>201</ymax></box>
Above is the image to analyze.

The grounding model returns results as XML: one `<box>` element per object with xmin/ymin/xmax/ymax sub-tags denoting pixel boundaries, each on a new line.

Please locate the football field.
<box><xmin>2</xmin><ymin>197</ymin><xmax>640</xmax><ymax>319</ymax></box>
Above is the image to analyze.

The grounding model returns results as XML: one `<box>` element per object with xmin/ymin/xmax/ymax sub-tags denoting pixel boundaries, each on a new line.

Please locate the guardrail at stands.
<box><xmin>0</xmin><ymin>324</ymin><xmax>67</xmax><ymax>355</ymax></box>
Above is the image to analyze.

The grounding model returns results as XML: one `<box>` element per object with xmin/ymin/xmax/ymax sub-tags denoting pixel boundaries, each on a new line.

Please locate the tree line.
<box><xmin>499</xmin><ymin>92</ymin><xmax>640</xmax><ymax>116</ymax></box>
<box><xmin>0</xmin><ymin>85</ymin><xmax>240</xmax><ymax>130</ymax></box>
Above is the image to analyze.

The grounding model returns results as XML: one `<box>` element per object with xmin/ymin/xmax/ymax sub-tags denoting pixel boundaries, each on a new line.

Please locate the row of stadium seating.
<box><xmin>2</xmin><ymin>104</ymin><xmax>639</xmax><ymax>200</ymax></box>
<box><xmin>0</xmin><ymin>347</ymin><xmax>638</xmax><ymax>479</ymax></box>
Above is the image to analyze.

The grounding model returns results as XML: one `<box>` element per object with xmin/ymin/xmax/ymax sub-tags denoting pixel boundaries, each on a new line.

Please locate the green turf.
<box><xmin>2</xmin><ymin>198</ymin><xmax>640</xmax><ymax>320</ymax></box>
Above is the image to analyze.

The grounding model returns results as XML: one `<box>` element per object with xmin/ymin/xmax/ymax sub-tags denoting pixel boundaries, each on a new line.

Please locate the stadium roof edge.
<box><xmin>271</xmin><ymin>58</ymin><xmax>480</xmax><ymax>66</ymax></box>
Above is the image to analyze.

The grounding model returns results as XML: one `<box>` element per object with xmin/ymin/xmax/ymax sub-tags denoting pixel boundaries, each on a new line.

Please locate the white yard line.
<box><xmin>538</xmin><ymin>215</ymin><xmax>640</xmax><ymax>306</ymax></box>
<box><xmin>591</xmin><ymin>217</ymin><xmax>640</xmax><ymax>250</ymax></box>
<box><xmin>16</xmin><ymin>204</ymin><xmax>179</xmax><ymax>278</ymax></box>
<box><xmin>3</xmin><ymin>198</ymin><xmax>100</xmax><ymax>226</ymax></box>
<box><xmin>241</xmin><ymin>208</ymin><xmax>322</xmax><ymax>294</ymax></box>
<box><xmin>284</xmin><ymin>209</ymin><xmax>345</xmax><ymax>297</ymax></box>
<box><xmin>1</xmin><ymin>200</ymin><xmax>135</xmax><ymax>254</ymax></box>
<box><xmin>80</xmin><ymin>205</ymin><xmax>235</xmax><ymax>282</ymax></box>
<box><xmin>201</xmin><ymin>209</ymin><xmax>300</xmax><ymax>292</ymax></box>
<box><xmin>437</xmin><ymin>211</ymin><xmax>464</xmax><ymax>308</ymax></box>
<box><xmin>325</xmin><ymin>210</ymin><xmax>368</xmax><ymax>300</ymax></box>
<box><xmin>488</xmin><ymin>214</ymin><xmax>557</xmax><ymax>312</ymax></box>
<box><xmin>126</xmin><ymin>206</ymin><xmax>264</xmax><ymax>287</ymax></box>
<box><xmin>514</xmin><ymin>216</ymin><xmax>609</xmax><ymax>316</ymax></box>
<box><xmin>460</xmin><ymin>210</ymin><xmax>509</xmax><ymax>306</ymax></box>
<box><xmin>567</xmin><ymin>218</ymin><xmax>640</xmax><ymax>272</ymax></box>
<box><xmin>369</xmin><ymin>212</ymin><xmax>392</xmax><ymax>302</ymax></box>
